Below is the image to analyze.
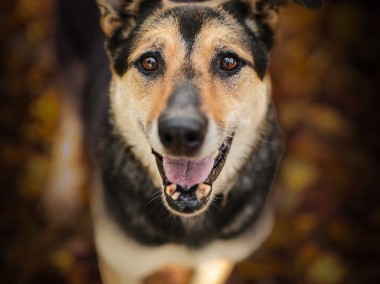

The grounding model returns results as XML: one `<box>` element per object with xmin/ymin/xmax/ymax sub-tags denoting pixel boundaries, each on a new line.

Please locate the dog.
<box><xmin>49</xmin><ymin>0</ymin><xmax>323</xmax><ymax>283</ymax></box>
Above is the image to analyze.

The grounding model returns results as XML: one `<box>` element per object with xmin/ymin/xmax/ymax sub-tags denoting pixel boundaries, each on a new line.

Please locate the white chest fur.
<box><xmin>92</xmin><ymin>182</ymin><xmax>274</xmax><ymax>282</ymax></box>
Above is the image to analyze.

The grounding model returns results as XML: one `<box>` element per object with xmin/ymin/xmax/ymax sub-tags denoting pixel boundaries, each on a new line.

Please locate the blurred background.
<box><xmin>0</xmin><ymin>0</ymin><xmax>379</xmax><ymax>283</ymax></box>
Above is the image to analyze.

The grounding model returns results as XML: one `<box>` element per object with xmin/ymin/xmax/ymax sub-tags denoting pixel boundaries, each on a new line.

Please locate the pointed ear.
<box><xmin>96</xmin><ymin>0</ymin><xmax>122</xmax><ymax>37</ymax></box>
<box><xmin>96</xmin><ymin>0</ymin><xmax>142</xmax><ymax>37</ymax></box>
<box><xmin>245</xmin><ymin>0</ymin><xmax>324</xmax><ymax>31</ymax></box>
<box><xmin>241</xmin><ymin>0</ymin><xmax>323</xmax><ymax>49</ymax></box>
<box><xmin>244</xmin><ymin>0</ymin><xmax>284</xmax><ymax>37</ymax></box>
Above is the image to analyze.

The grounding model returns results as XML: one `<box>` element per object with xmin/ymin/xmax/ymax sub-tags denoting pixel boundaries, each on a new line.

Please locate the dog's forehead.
<box><xmin>150</xmin><ymin>7</ymin><xmax>223</xmax><ymax>47</ymax></box>
<box><xmin>162</xmin><ymin>0</ymin><xmax>228</xmax><ymax>7</ymax></box>
<box><xmin>134</xmin><ymin>5</ymin><xmax>249</xmax><ymax>52</ymax></box>
<box><xmin>146</xmin><ymin>5</ymin><xmax>224</xmax><ymax>28</ymax></box>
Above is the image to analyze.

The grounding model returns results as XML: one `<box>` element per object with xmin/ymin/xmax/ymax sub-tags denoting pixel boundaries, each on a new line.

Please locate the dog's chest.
<box><xmin>92</xmin><ymin>183</ymin><xmax>274</xmax><ymax>277</ymax></box>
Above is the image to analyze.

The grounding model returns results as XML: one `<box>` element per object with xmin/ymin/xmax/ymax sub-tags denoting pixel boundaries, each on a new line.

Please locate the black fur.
<box><xmin>78</xmin><ymin>1</ymin><xmax>283</xmax><ymax>248</ymax></box>
<box><xmin>93</xmin><ymin>91</ymin><xmax>282</xmax><ymax>248</ymax></box>
<box><xmin>177</xmin><ymin>7</ymin><xmax>223</xmax><ymax>53</ymax></box>
<box><xmin>178</xmin><ymin>9</ymin><xmax>203</xmax><ymax>52</ymax></box>
<box><xmin>58</xmin><ymin>0</ymin><xmax>289</xmax><ymax>248</ymax></box>
<box><xmin>110</xmin><ymin>4</ymin><xmax>269</xmax><ymax>79</ymax></box>
<box><xmin>82</xmin><ymin>38</ymin><xmax>283</xmax><ymax>246</ymax></box>
<box><xmin>54</xmin><ymin>1</ymin><xmax>324</xmax><ymax>281</ymax></box>
<box><xmin>221</xmin><ymin>1</ymin><xmax>270</xmax><ymax>77</ymax></box>
<box><xmin>108</xmin><ymin>0</ymin><xmax>163</xmax><ymax>76</ymax></box>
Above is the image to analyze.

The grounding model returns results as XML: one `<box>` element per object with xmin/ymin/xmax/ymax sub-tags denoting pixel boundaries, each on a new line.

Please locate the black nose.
<box><xmin>158</xmin><ymin>115</ymin><xmax>207</xmax><ymax>155</ymax></box>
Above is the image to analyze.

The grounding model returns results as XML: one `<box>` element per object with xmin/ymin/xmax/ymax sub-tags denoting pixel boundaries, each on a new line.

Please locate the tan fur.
<box><xmin>248</xmin><ymin>0</ymin><xmax>281</xmax><ymax>32</ymax></box>
<box><xmin>47</xmin><ymin>1</ymin><xmax>321</xmax><ymax>283</ymax></box>
<box><xmin>110</xmin><ymin>15</ymin><xmax>187</xmax><ymax>186</ymax></box>
<box><xmin>94</xmin><ymin>1</ymin><xmax>279</xmax><ymax>283</ymax></box>
<box><xmin>96</xmin><ymin>0</ymin><xmax>122</xmax><ymax>37</ymax></box>
<box><xmin>96</xmin><ymin>0</ymin><xmax>147</xmax><ymax>37</ymax></box>
<box><xmin>110</xmin><ymin>6</ymin><xmax>270</xmax><ymax>200</ymax></box>
<box><xmin>162</xmin><ymin>0</ymin><xmax>229</xmax><ymax>9</ymax></box>
<box><xmin>126</xmin><ymin>16</ymin><xmax>187</xmax><ymax>124</ymax></box>
<box><xmin>92</xmin><ymin>176</ymin><xmax>275</xmax><ymax>284</ymax></box>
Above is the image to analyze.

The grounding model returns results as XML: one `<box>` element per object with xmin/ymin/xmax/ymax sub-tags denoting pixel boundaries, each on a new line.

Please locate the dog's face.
<box><xmin>97</xmin><ymin>0</ymin><xmax>322</xmax><ymax>216</ymax></box>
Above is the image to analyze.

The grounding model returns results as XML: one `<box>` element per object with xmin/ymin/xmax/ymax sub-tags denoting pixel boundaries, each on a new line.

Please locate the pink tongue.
<box><xmin>163</xmin><ymin>156</ymin><xmax>214</xmax><ymax>187</ymax></box>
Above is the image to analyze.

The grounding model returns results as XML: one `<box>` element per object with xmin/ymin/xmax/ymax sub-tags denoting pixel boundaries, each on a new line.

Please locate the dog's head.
<box><xmin>96</xmin><ymin>0</ymin><xmax>323</xmax><ymax>216</ymax></box>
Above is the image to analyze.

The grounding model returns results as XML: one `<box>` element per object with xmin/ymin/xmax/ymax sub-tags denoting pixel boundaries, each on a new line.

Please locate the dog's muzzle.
<box><xmin>152</xmin><ymin>81</ymin><xmax>233</xmax><ymax>215</ymax></box>
<box><xmin>152</xmin><ymin>136</ymin><xmax>233</xmax><ymax>215</ymax></box>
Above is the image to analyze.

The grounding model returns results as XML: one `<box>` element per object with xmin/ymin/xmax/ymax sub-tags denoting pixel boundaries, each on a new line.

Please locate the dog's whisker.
<box><xmin>209</xmin><ymin>200</ymin><xmax>219</xmax><ymax>211</ymax></box>
<box><xmin>147</xmin><ymin>189</ymin><xmax>162</xmax><ymax>203</ymax></box>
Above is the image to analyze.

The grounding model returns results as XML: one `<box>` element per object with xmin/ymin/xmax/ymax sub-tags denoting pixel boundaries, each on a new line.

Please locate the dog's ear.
<box><xmin>245</xmin><ymin>0</ymin><xmax>324</xmax><ymax>27</ymax></box>
<box><xmin>96</xmin><ymin>0</ymin><xmax>143</xmax><ymax>37</ymax></box>
<box><xmin>241</xmin><ymin>0</ymin><xmax>323</xmax><ymax>49</ymax></box>
<box><xmin>240</xmin><ymin>0</ymin><xmax>284</xmax><ymax>49</ymax></box>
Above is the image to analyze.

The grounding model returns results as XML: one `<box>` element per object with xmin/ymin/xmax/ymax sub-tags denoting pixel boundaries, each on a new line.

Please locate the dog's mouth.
<box><xmin>152</xmin><ymin>136</ymin><xmax>233</xmax><ymax>215</ymax></box>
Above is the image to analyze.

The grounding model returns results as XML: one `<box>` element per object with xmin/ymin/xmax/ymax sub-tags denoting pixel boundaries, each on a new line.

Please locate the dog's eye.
<box><xmin>220</xmin><ymin>56</ymin><xmax>238</xmax><ymax>71</ymax></box>
<box><xmin>141</xmin><ymin>56</ymin><xmax>158</xmax><ymax>71</ymax></box>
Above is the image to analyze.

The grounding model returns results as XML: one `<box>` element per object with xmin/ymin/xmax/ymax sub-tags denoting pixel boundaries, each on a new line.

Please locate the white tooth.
<box><xmin>212</xmin><ymin>150</ymin><xmax>219</xmax><ymax>158</ymax></box>
<box><xmin>196</xmin><ymin>184</ymin><xmax>211</xmax><ymax>201</ymax></box>
<box><xmin>171</xmin><ymin>192</ymin><xmax>181</xmax><ymax>201</ymax></box>
<box><xmin>196</xmin><ymin>190</ymin><xmax>204</xmax><ymax>201</ymax></box>
<box><xmin>165</xmin><ymin>184</ymin><xmax>177</xmax><ymax>196</ymax></box>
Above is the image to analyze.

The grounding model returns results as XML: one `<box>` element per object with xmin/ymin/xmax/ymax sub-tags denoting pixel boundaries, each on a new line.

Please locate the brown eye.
<box><xmin>141</xmin><ymin>56</ymin><xmax>158</xmax><ymax>71</ymax></box>
<box><xmin>220</xmin><ymin>56</ymin><xmax>238</xmax><ymax>71</ymax></box>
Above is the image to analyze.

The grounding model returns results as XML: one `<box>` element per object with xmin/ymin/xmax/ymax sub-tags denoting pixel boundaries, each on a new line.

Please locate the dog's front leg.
<box><xmin>191</xmin><ymin>259</ymin><xmax>235</xmax><ymax>284</ymax></box>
